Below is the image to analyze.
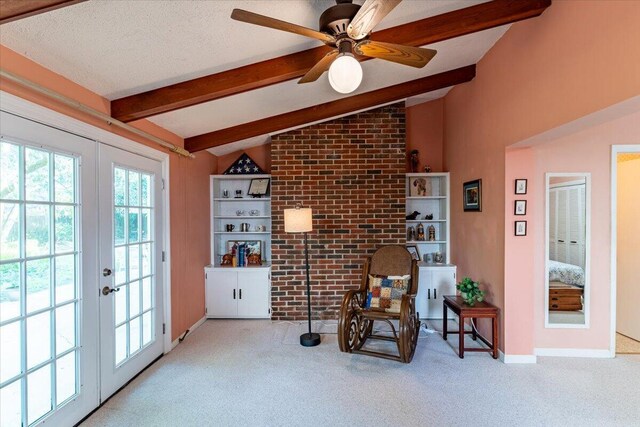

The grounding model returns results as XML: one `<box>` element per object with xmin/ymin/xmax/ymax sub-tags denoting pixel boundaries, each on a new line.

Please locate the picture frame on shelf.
<box><xmin>463</xmin><ymin>179</ymin><xmax>482</xmax><ymax>212</ymax></box>
<box><xmin>515</xmin><ymin>179</ymin><xmax>528</xmax><ymax>194</ymax></box>
<box><xmin>406</xmin><ymin>245</ymin><xmax>420</xmax><ymax>261</ymax></box>
<box><xmin>227</xmin><ymin>240</ymin><xmax>262</xmax><ymax>257</ymax></box>
<box><xmin>514</xmin><ymin>200</ymin><xmax>527</xmax><ymax>215</ymax></box>
<box><xmin>515</xmin><ymin>221</ymin><xmax>527</xmax><ymax>236</ymax></box>
<box><xmin>248</xmin><ymin>178</ymin><xmax>270</xmax><ymax>197</ymax></box>
<box><xmin>409</xmin><ymin>177</ymin><xmax>428</xmax><ymax>196</ymax></box>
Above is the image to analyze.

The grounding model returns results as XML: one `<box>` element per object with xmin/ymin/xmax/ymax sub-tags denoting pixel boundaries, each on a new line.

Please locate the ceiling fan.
<box><xmin>231</xmin><ymin>0</ymin><xmax>437</xmax><ymax>94</ymax></box>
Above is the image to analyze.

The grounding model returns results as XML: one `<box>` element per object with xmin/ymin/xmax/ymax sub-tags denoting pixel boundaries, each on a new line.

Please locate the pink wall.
<box><xmin>503</xmin><ymin>148</ymin><xmax>535</xmax><ymax>355</ymax></box>
<box><xmin>530</xmin><ymin>110</ymin><xmax>640</xmax><ymax>350</ymax></box>
<box><xmin>406</xmin><ymin>99</ymin><xmax>444</xmax><ymax>172</ymax></box>
<box><xmin>443</xmin><ymin>1</ymin><xmax>640</xmax><ymax>353</ymax></box>
<box><xmin>0</xmin><ymin>45</ymin><xmax>216</xmax><ymax>340</ymax></box>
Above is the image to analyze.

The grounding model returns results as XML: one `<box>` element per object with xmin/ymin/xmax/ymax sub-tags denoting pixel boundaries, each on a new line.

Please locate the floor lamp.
<box><xmin>284</xmin><ymin>205</ymin><xmax>321</xmax><ymax>347</ymax></box>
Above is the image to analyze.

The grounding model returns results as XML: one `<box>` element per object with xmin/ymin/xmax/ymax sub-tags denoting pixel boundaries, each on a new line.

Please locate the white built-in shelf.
<box><xmin>217</xmin><ymin>215</ymin><xmax>270</xmax><ymax>219</ymax></box>
<box><xmin>214</xmin><ymin>197</ymin><xmax>271</xmax><ymax>202</ymax></box>
<box><xmin>214</xmin><ymin>231</ymin><xmax>271</xmax><ymax>235</ymax></box>
<box><xmin>405</xmin><ymin>173</ymin><xmax>451</xmax><ymax>264</ymax></box>
<box><xmin>407</xmin><ymin>196</ymin><xmax>446</xmax><ymax>200</ymax></box>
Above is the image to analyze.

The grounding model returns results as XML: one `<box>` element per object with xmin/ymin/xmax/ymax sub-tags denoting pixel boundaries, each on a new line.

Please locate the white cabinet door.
<box><xmin>416</xmin><ymin>270</ymin><xmax>430</xmax><ymax>319</ymax></box>
<box><xmin>237</xmin><ymin>270</ymin><xmax>270</xmax><ymax>318</ymax></box>
<box><xmin>429</xmin><ymin>268</ymin><xmax>456</xmax><ymax>319</ymax></box>
<box><xmin>206</xmin><ymin>270</ymin><xmax>238</xmax><ymax>317</ymax></box>
<box><xmin>416</xmin><ymin>266</ymin><xmax>456</xmax><ymax>319</ymax></box>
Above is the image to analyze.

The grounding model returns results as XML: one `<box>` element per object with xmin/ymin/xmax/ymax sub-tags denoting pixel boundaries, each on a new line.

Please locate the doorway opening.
<box><xmin>612</xmin><ymin>145</ymin><xmax>640</xmax><ymax>355</ymax></box>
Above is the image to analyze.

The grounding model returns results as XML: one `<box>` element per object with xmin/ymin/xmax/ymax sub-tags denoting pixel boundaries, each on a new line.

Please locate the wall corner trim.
<box><xmin>534</xmin><ymin>348</ymin><xmax>614</xmax><ymax>358</ymax></box>
<box><xmin>170</xmin><ymin>316</ymin><xmax>207</xmax><ymax>350</ymax></box>
<box><xmin>499</xmin><ymin>351</ymin><xmax>537</xmax><ymax>364</ymax></box>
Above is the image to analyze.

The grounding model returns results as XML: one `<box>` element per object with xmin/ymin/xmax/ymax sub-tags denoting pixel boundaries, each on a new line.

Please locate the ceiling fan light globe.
<box><xmin>328</xmin><ymin>53</ymin><xmax>362</xmax><ymax>94</ymax></box>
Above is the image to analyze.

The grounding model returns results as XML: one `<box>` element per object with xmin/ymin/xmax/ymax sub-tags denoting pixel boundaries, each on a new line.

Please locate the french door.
<box><xmin>98</xmin><ymin>144</ymin><xmax>164</xmax><ymax>399</ymax></box>
<box><xmin>1</xmin><ymin>111</ymin><xmax>98</xmax><ymax>427</ymax></box>
<box><xmin>0</xmin><ymin>111</ymin><xmax>165</xmax><ymax>426</ymax></box>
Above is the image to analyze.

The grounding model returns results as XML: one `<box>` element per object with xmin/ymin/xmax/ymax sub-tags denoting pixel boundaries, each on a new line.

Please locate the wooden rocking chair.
<box><xmin>338</xmin><ymin>245</ymin><xmax>420</xmax><ymax>363</ymax></box>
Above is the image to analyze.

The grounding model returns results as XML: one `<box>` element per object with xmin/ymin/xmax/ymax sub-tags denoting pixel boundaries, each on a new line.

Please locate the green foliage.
<box><xmin>456</xmin><ymin>277</ymin><xmax>485</xmax><ymax>306</ymax></box>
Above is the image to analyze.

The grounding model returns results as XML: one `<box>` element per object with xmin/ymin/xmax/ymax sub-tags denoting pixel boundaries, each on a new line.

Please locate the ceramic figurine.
<box><xmin>409</xmin><ymin>149</ymin><xmax>419</xmax><ymax>173</ymax></box>
<box><xmin>428</xmin><ymin>225</ymin><xmax>436</xmax><ymax>241</ymax></box>
<box><xmin>407</xmin><ymin>226</ymin><xmax>416</xmax><ymax>242</ymax></box>
<box><xmin>417</xmin><ymin>223</ymin><xmax>425</xmax><ymax>241</ymax></box>
<box><xmin>406</xmin><ymin>211</ymin><xmax>420</xmax><ymax>220</ymax></box>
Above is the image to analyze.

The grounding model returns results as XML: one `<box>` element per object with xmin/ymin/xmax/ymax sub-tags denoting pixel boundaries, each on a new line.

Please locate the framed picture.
<box><xmin>463</xmin><ymin>179</ymin><xmax>482</xmax><ymax>212</ymax></box>
<box><xmin>226</xmin><ymin>240</ymin><xmax>262</xmax><ymax>257</ymax></box>
<box><xmin>406</xmin><ymin>245</ymin><xmax>420</xmax><ymax>261</ymax></box>
<box><xmin>409</xmin><ymin>177</ymin><xmax>428</xmax><ymax>196</ymax></box>
<box><xmin>514</xmin><ymin>200</ymin><xmax>527</xmax><ymax>215</ymax></box>
<box><xmin>515</xmin><ymin>179</ymin><xmax>528</xmax><ymax>194</ymax></box>
<box><xmin>514</xmin><ymin>221</ymin><xmax>527</xmax><ymax>236</ymax></box>
<box><xmin>248</xmin><ymin>178</ymin><xmax>270</xmax><ymax>197</ymax></box>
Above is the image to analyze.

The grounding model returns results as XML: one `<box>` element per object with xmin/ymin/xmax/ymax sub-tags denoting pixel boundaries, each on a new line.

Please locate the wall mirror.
<box><xmin>545</xmin><ymin>173</ymin><xmax>590</xmax><ymax>327</ymax></box>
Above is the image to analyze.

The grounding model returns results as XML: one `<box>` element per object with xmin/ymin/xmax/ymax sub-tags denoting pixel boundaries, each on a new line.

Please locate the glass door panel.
<box><xmin>98</xmin><ymin>144</ymin><xmax>163</xmax><ymax>400</ymax></box>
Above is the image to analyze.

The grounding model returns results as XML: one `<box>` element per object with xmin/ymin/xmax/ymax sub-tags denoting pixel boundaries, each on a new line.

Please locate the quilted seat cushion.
<box><xmin>365</xmin><ymin>274</ymin><xmax>410</xmax><ymax>313</ymax></box>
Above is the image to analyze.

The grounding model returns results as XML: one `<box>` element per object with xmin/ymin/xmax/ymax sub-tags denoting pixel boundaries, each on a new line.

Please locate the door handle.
<box><xmin>239</xmin><ymin>289</ymin><xmax>242</xmax><ymax>299</ymax></box>
<box><xmin>428</xmin><ymin>289</ymin><xmax>431</xmax><ymax>299</ymax></box>
<box><xmin>434</xmin><ymin>288</ymin><xmax>437</xmax><ymax>300</ymax></box>
<box><xmin>102</xmin><ymin>286</ymin><xmax>120</xmax><ymax>296</ymax></box>
<box><xmin>103</xmin><ymin>268</ymin><xmax>112</xmax><ymax>277</ymax></box>
<box><xmin>233</xmin><ymin>289</ymin><xmax>236</xmax><ymax>299</ymax></box>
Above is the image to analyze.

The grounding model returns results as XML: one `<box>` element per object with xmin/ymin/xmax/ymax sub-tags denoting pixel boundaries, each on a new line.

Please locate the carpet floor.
<box><xmin>82</xmin><ymin>319</ymin><xmax>640</xmax><ymax>427</ymax></box>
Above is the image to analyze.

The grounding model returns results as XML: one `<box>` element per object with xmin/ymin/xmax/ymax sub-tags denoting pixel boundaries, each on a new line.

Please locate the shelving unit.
<box><xmin>206</xmin><ymin>174</ymin><xmax>272</xmax><ymax>319</ymax></box>
<box><xmin>405</xmin><ymin>173</ymin><xmax>451</xmax><ymax>264</ymax></box>
<box><xmin>406</xmin><ymin>173</ymin><xmax>456</xmax><ymax>320</ymax></box>
<box><xmin>209</xmin><ymin>174</ymin><xmax>272</xmax><ymax>266</ymax></box>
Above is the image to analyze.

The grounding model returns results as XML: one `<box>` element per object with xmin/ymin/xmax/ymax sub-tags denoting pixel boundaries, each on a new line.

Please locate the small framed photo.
<box><xmin>406</xmin><ymin>245</ymin><xmax>420</xmax><ymax>261</ymax></box>
<box><xmin>514</xmin><ymin>200</ymin><xmax>527</xmax><ymax>215</ymax></box>
<box><xmin>514</xmin><ymin>221</ymin><xmax>527</xmax><ymax>236</ymax></box>
<box><xmin>248</xmin><ymin>178</ymin><xmax>270</xmax><ymax>197</ymax></box>
<box><xmin>227</xmin><ymin>240</ymin><xmax>262</xmax><ymax>257</ymax></box>
<box><xmin>409</xmin><ymin>177</ymin><xmax>428</xmax><ymax>196</ymax></box>
<box><xmin>515</xmin><ymin>179</ymin><xmax>527</xmax><ymax>194</ymax></box>
<box><xmin>463</xmin><ymin>179</ymin><xmax>482</xmax><ymax>212</ymax></box>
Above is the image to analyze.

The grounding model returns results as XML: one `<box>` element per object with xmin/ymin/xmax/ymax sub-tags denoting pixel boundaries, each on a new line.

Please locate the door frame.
<box><xmin>0</xmin><ymin>91</ymin><xmax>173</xmax><ymax>354</ymax></box>
<box><xmin>610</xmin><ymin>144</ymin><xmax>640</xmax><ymax>355</ymax></box>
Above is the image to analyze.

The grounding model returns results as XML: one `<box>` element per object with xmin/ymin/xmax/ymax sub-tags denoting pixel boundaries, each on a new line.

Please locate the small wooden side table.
<box><xmin>442</xmin><ymin>295</ymin><xmax>499</xmax><ymax>359</ymax></box>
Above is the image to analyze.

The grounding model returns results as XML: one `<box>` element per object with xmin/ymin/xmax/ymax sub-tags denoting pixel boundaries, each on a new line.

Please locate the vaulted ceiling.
<box><xmin>0</xmin><ymin>0</ymin><xmax>550</xmax><ymax>155</ymax></box>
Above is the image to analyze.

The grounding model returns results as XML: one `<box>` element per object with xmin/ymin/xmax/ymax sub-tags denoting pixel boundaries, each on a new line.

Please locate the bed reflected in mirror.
<box><xmin>545</xmin><ymin>173</ymin><xmax>590</xmax><ymax>327</ymax></box>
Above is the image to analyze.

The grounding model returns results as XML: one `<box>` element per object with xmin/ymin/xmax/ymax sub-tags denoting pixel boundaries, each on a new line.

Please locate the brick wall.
<box><xmin>270</xmin><ymin>103</ymin><xmax>406</xmax><ymax>320</ymax></box>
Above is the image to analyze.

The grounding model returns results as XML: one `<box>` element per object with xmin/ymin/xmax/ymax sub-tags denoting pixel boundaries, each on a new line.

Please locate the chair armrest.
<box><xmin>341</xmin><ymin>289</ymin><xmax>367</xmax><ymax>312</ymax></box>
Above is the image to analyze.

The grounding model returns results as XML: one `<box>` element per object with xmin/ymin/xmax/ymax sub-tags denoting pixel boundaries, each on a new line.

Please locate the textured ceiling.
<box><xmin>0</xmin><ymin>0</ymin><xmax>508</xmax><ymax>146</ymax></box>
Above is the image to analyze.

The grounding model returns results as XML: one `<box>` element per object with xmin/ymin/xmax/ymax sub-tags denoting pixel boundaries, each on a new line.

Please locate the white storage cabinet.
<box><xmin>416</xmin><ymin>265</ymin><xmax>457</xmax><ymax>320</ymax></box>
<box><xmin>205</xmin><ymin>267</ymin><xmax>271</xmax><ymax>318</ymax></box>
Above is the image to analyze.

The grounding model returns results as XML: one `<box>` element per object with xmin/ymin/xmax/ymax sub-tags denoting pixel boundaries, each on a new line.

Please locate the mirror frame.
<box><xmin>544</xmin><ymin>172</ymin><xmax>591</xmax><ymax>329</ymax></box>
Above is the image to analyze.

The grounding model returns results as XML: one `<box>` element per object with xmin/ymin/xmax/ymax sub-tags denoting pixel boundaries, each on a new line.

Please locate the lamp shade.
<box><xmin>284</xmin><ymin>207</ymin><xmax>313</xmax><ymax>233</ymax></box>
<box><xmin>328</xmin><ymin>53</ymin><xmax>362</xmax><ymax>94</ymax></box>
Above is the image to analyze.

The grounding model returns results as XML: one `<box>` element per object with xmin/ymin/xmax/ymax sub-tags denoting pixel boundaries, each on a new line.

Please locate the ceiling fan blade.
<box><xmin>355</xmin><ymin>40</ymin><xmax>436</xmax><ymax>68</ymax></box>
<box><xmin>347</xmin><ymin>0</ymin><xmax>402</xmax><ymax>40</ymax></box>
<box><xmin>298</xmin><ymin>50</ymin><xmax>339</xmax><ymax>84</ymax></box>
<box><xmin>231</xmin><ymin>9</ymin><xmax>335</xmax><ymax>44</ymax></box>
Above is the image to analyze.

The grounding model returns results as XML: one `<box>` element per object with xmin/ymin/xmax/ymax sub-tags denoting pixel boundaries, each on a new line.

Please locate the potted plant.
<box><xmin>456</xmin><ymin>277</ymin><xmax>485</xmax><ymax>306</ymax></box>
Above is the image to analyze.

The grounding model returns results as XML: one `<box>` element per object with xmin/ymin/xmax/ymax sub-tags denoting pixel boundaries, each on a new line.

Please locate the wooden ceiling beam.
<box><xmin>184</xmin><ymin>64</ymin><xmax>475</xmax><ymax>152</ymax></box>
<box><xmin>0</xmin><ymin>0</ymin><xmax>86</xmax><ymax>25</ymax></box>
<box><xmin>111</xmin><ymin>0</ymin><xmax>550</xmax><ymax>123</ymax></box>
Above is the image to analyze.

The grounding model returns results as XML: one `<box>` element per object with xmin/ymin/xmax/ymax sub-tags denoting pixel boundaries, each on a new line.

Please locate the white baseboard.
<box><xmin>499</xmin><ymin>351</ymin><xmax>537</xmax><ymax>364</ymax></box>
<box><xmin>534</xmin><ymin>348</ymin><xmax>614</xmax><ymax>358</ymax></box>
<box><xmin>170</xmin><ymin>316</ymin><xmax>207</xmax><ymax>349</ymax></box>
